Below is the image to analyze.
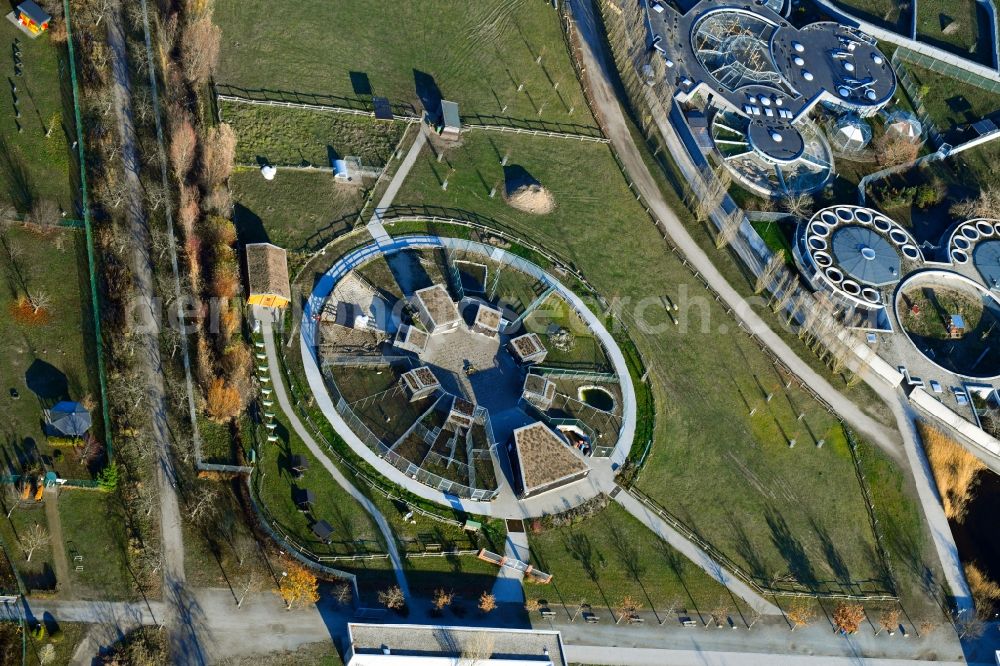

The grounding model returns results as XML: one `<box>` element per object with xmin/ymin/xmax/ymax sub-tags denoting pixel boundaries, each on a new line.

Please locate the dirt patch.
<box><xmin>505</xmin><ymin>183</ymin><xmax>555</xmax><ymax>215</ymax></box>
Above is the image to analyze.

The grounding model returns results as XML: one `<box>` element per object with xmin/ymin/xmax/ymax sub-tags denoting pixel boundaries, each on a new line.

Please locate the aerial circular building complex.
<box><xmin>299</xmin><ymin>235</ymin><xmax>635</xmax><ymax>506</ymax></box>
<box><xmin>646</xmin><ymin>0</ymin><xmax>895</xmax><ymax>196</ymax></box>
<box><xmin>795</xmin><ymin>206</ymin><xmax>920</xmax><ymax>311</ymax></box>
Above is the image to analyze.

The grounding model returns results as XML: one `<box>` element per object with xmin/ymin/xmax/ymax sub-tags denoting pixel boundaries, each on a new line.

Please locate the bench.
<box><xmin>540</xmin><ymin>609</ymin><xmax>556</xmax><ymax>618</ymax></box>
<box><xmin>583</xmin><ymin>613</ymin><xmax>600</xmax><ymax>624</ymax></box>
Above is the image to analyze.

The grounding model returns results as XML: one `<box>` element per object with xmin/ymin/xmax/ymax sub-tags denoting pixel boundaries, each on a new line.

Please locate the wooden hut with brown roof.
<box><xmin>244</xmin><ymin>243</ymin><xmax>291</xmax><ymax>308</ymax></box>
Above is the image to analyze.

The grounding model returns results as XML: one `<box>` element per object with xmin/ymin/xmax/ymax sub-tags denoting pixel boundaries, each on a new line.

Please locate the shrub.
<box><xmin>919</xmin><ymin>422</ymin><xmax>985</xmax><ymax>521</ymax></box>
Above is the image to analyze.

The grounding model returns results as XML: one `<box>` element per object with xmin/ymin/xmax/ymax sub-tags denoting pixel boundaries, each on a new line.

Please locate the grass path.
<box><xmin>44</xmin><ymin>488</ymin><xmax>70</xmax><ymax>597</ymax></box>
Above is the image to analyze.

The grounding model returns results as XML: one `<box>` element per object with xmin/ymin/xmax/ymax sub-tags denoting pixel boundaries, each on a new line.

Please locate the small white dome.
<box><xmin>793</xmin><ymin>55</ymin><xmax>804</xmax><ymax>66</ymax></box>
<box><xmin>843</xmin><ymin>61</ymin><xmax>855</xmax><ymax>72</ymax></box>
<box><xmin>261</xmin><ymin>165</ymin><xmax>277</xmax><ymax>180</ymax></box>
<box><xmin>771</xmin><ymin>132</ymin><xmax>783</xmax><ymax>143</ymax></box>
<box><xmin>793</xmin><ymin>42</ymin><xmax>804</xmax><ymax>53</ymax></box>
<box><xmin>872</xmin><ymin>54</ymin><xmax>884</xmax><ymax>64</ymax></box>
<box><xmin>802</xmin><ymin>70</ymin><xmax>814</xmax><ymax>81</ymax></box>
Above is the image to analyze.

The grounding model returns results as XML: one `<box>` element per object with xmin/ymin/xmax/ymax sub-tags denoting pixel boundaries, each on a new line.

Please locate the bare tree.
<box><xmin>715</xmin><ymin>208</ymin><xmax>742</xmax><ymax>249</ymax></box>
<box><xmin>26</xmin><ymin>290</ymin><xmax>52</xmax><ymax>315</ymax></box>
<box><xmin>236</xmin><ymin>569</ymin><xmax>262</xmax><ymax>608</ymax></box>
<box><xmin>334</xmin><ymin>581</ymin><xmax>353</xmax><ymax>605</ymax></box>
<box><xmin>378</xmin><ymin>585</ymin><xmax>405</xmax><ymax>610</ymax></box>
<box><xmin>755</xmin><ymin>251</ymin><xmax>786</xmax><ymax>294</ymax></box>
<box><xmin>710</xmin><ymin>596</ymin><xmax>730</xmax><ymax>628</ymax></box>
<box><xmin>169</xmin><ymin>115</ymin><xmax>198</xmax><ymax>182</ymax></box>
<box><xmin>20</xmin><ymin>524</ymin><xmax>50</xmax><ymax>562</ymax></box>
<box><xmin>951</xmin><ymin>186</ymin><xmax>1000</xmax><ymax>221</ymax></box>
<box><xmin>460</xmin><ymin>633</ymin><xmax>496</xmax><ymax>665</ymax></box>
<box><xmin>780</xmin><ymin>193</ymin><xmax>814</xmax><ymax>219</ymax></box>
<box><xmin>689</xmin><ymin>165</ymin><xmax>731</xmax><ymax>224</ymax></box>
<box><xmin>186</xmin><ymin>485</ymin><xmax>219</xmax><ymax>524</ymax></box>
<box><xmin>4</xmin><ymin>483</ymin><xmax>22</xmax><ymax>519</ymax></box>
<box><xmin>180</xmin><ymin>15</ymin><xmax>221</xmax><ymax>84</ymax></box>
<box><xmin>28</xmin><ymin>199</ymin><xmax>60</xmax><ymax>229</ymax></box>
<box><xmin>874</xmin><ymin>131</ymin><xmax>919</xmax><ymax>167</ymax></box>
<box><xmin>877</xmin><ymin>607</ymin><xmax>901</xmax><ymax>635</ymax></box>
<box><xmin>202</xmin><ymin>124</ymin><xmax>236</xmax><ymax>188</ymax></box>
<box><xmin>952</xmin><ymin>608</ymin><xmax>986</xmax><ymax>639</ymax></box>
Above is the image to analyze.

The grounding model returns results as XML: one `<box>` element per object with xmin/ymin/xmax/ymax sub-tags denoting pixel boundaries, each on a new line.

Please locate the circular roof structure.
<box><xmin>747</xmin><ymin>121</ymin><xmax>805</xmax><ymax>162</ymax></box>
<box><xmin>711</xmin><ymin>109</ymin><xmax>833</xmax><ymax>196</ymax></box>
<box><xmin>801</xmin><ymin>206</ymin><xmax>921</xmax><ymax>308</ymax></box>
<box><xmin>975</xmin><ymin>239</ymin><xmax>1000</xmax><ymax>289</ymax></box>
<box><xmin>894</xmin><ymin>270</ymin><xmax>1000</xmax><ymax>380</ymax></box>
<box><xmin>692</xmin><ymin>9</ymin><xmax>790</xmax><ymax>94</ymax></box>
<box><xmin>831</xmin><ymin>226</ymin><xmax>901</xmax><ymax>285</ymax></box>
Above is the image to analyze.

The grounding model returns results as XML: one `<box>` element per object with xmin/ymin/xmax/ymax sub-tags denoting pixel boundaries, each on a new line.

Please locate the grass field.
<box><xmin>256</xmin><ymin>412</ymin><xmax>386</xmax><ymax>558</ymax></box>
<box><xmin>222</xmin><ymin>101</ymin><xmax>406</xmax><ymax>168</ymax></box>
<box><xmin>830</xmin><ymin>0</ymin><xmax>912</xmax><ymax>34</ymax></box>
<box><xmin>526</xmin><ymin>502</ymin><xmax>731</xmax><ymax>617</ymax></box>
<box><xmin>230</xmin><ymin>168</ymin><xmax>364</xmax><ymax>255</ymax></box>
<box><xmin>0</xmin><ymin>22</ymin><xmax>73</xmax><ymax>212</ymax></box>
<box><xmin>0</xmin><ymin>224</ymin><xmax>101</xmax><ymax>480</ymax></box>
<box><xmin>0</xmin><ymin>504</ymin><xmax>54</xmax><ymax>594</ymax></box>
<box><xmin>392</xmin><ymin>131</ymin><xmax>924</xmax><ymax>602</ymax></box>
<box><xmin>916</xmin><ymin>0</ymin><xmax>991</xmax><ymax>65</ymax></box>
<box><xmin>57</xmin><ymin>490</ymin><xmax>133</xmax><ymax>599</ymax></box>
<box><xmin>215</xmin><ymin>0</ymin><xmax>595</xmax><ymax>129</ymax></box>
<box><xmin>906</xmin><ymin>63</ymin><xmax>1000</xmax><ymax>132</ymax></box>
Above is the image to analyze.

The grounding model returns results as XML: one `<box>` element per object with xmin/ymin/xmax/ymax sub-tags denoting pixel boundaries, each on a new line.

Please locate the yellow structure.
<box><xmin>244</xmin><ymin>243</ymin><xmax>290</xmax><ymax>308</ymax></box>
<box><xmin>16</xmin><ymin>2</ymin><xmax>50</xmax><ymax>35</ymax></box>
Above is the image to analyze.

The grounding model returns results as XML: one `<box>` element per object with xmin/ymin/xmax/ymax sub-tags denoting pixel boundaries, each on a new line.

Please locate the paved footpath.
<box><xmin>492</xmin><ymin>527</ymin><xmax>529</xmax><ymax>604</ymax></box>
<box><xmin>366</xmin><ymin>128</ymin><xmax>428</xmax><ymax>245</ymax></box>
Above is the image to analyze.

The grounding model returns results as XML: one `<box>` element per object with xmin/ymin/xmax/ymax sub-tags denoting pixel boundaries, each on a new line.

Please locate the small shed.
<box><xmin>295</xmin><ymin>488</ymin><xmax>316</xmax><ymax>511</ymax></box>
<box><xmin>401</xmin><ymin>366</ymin><xmax>440</xmax><ymax>402</ymax></box>
<box><xmin>413</xmin><ymin>285</ymin><xmax>461</xmax><ymax>334</ymax></box>
<box><xmin>245</xmin><ymin>243</ymin><xmax>291</xmax><ymax>308</ymax></box>
<box><xmin>947</xmin><ymin>314</ymin><xmax>966</xmax><ymax>339</ymax></box>
<box><xmin>471</xmin><ymin>303</ymin><xmax>502</xmax><ymax>338</ymax></box>
<box><xmin>509</xmin><ymin>332</ymin><xmax>548</xmax><ymax>365</ymax></box>
<box><xmin>440</xmin><ymin>100</ymin><xmax>461</xmax><ymax>138</ymax></box>
<box><xmin>445</xmin><ymin>395</ymin><xmax>476</xmax><ymax>431</ymax></box>
<box><xmin>311</xmin><ymin>520</ymin><xmax>334</xmax><ymax>544</ymax></box>
<box><xmin>16</xmin><ymin>2</ymin><xmax>50</xmax><ymax>36</ymax></box>
<box><xmin>522</xmin><ymin>373</ymin><xmax>556</xmax><ymax>411</ymax></box>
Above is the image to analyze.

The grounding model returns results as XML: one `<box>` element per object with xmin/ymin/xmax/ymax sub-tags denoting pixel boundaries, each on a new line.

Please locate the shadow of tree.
<box><xmin>765</xmin><ymin>505</ymin><xmax>817</xmax><ymax>590</ymax></box>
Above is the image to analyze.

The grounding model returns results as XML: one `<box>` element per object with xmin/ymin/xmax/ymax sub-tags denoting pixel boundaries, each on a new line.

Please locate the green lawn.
<box><xmin>230</xmin><ymin>168</ymin><xmax>364</xmax><ymax>255</ymax></box>
<box><xmin>906</xmin><ymin>63</ymin><xmax>1000</xmax><ymax>132</ymax></box>
<box><xmin>830</xmin><ymin>0</ymin><xmax>912</xmax><ymax>34</ymax></box>
<box><xmin>392</xmin><ymin>132</ymin><xmax>899</xmax><ymax>598</ymax></box>
<box><xmin>256</xmin><ymin>412</ymin><xmax>387</xmax><ymax>558</ymax></box>
<box><xmin>0</xmin><ymin>21</ymin><xmax>74</xmax><ymax>212</ymax></box>
<box><xmin>215</xmin><ymin>0</ymin><xmax>595</xmax><ymax>129</ymax></box>
<box><xmin>0</xmin><ymin>225</ymin><xmax>101</xmax><ymax>480</ymax></box>
<box><xmin>916</xmin><ymin>0</ymin><xmax>991</xmax><ymax>65</ymax></box>
<box><xmin>57</xmin><ymin>489</ymin><xmax>133</xmax><ymax>600</ymax></box>
<box><xmin>526</xmin><ymin>502</ymin><xmax>731</xmax><ymax>616</ymax></box>
<box><xmin>0</xmin><ymin>505</ymin><xmax>54</xmax><ymax>594</ymax></box>
<box><xmin>750</xmin><ymin>220</ymin><xmax>795</xmax><ymax>266</ymax></box>
<box><xmin>222</xmin><ymin>101</ymin><xmax>406</xmax><ymax>168</ymax></box>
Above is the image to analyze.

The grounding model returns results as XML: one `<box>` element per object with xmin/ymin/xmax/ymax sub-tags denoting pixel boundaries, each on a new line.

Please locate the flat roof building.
<box><xmin>245</xmin><ymin>243</ymin><xmax>291</xmax><ymax>308</ymax></box>
<box><xmin>344</xmin><ymin>623</ymin><xmax>567</xmax><ymax>666</ymax></box>
<box><xmin>440</xmin><ymin>100</ymin><xmax>461</xmax><ymax>138</ymax></box>
<box><xmin>522</xmin><ymin>373</ymin><xmax>556</xmax><ymax>411</ymax></box>
<box><xmin>472</xmin><ymin>303</ymin><xmax>503</xmax><ymax>338</ymax></box>
<box><xmin>509</xmin><ymin>332</ymin><xmax>547</xmax><ymax>365</ymax></box>
<box><xmin>401</xmin><ymin>366</ymin><xmax>440</xmax><ymax>402</ymax></box>
<box><xmin>508</xmin><ymin>422</ymin><xmax>589</xmax><ymax>498</ymax></box>
<box><xmin>414</xmin><ymin>285</ymin><xmax>462</xmax><ymax>334</ymax></box>
<box><xmin>445</xmin><ymin>395</ymin><xmax>476</xmax><ymax>431</ymax></box>
<box><xmin>394</xmin><ymin>325</ymin><xmax>429</xmax><ymax>355</ymax></box>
